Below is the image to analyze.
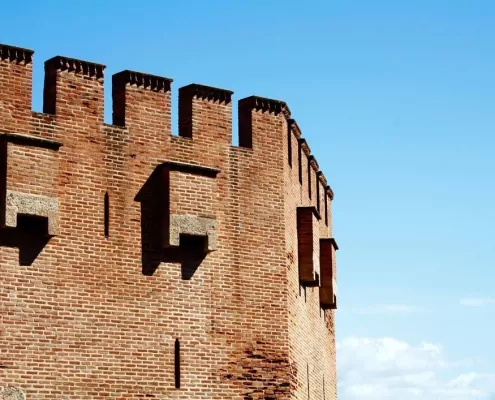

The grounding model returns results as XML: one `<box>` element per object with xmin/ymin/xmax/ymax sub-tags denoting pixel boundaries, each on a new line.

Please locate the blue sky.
<box><xmin>3</xmin><ymin>0</ymin><xmax>495</xmax><ymax>398</ymax></box>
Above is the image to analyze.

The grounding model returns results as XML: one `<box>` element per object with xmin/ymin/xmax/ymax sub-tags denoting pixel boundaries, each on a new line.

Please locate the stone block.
<box><xmin>4</xmin><ymin>190</ymin><xmax>59</xmax><ymax>236</ymax></box>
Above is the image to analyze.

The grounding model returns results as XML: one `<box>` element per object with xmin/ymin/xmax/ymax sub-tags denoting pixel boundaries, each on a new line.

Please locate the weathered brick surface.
<box><xmin>0</xmin><ymin>43</ymin><xmax>338</xmax><ymax>400</ymax></box>
<box><xmin>285</xmin><ymin>121</ymin><xmax>337</xmax><ymax>400</ymax></box>
<box><xmin>5</xmin><ymin>142</ymin><xmax>59</xmax><ymax>198</ymax></box>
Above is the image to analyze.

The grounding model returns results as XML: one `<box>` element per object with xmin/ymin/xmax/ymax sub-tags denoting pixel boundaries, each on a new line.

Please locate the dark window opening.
<box><xmin>307</xmin><ymin>363</ymin><xmax>310</xmax><ymax>400</ymax></box>
<box><xmin>174</xmin><ymin>338</ymin><xmax>181</xmax><ymax>389</ymax></box>
<box><xmin>104</xmin><ymin>192</ymin><xmax>110</xmax><ymax>238</ymax></box>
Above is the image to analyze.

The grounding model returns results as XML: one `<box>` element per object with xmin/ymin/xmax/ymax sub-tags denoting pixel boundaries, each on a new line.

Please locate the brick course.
<box><xmin>0</xmin><ymin>43</ymin><xmax>338</xmax><ymax>400</ymax></box>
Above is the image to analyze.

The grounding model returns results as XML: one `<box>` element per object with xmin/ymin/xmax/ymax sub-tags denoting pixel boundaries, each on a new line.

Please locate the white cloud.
<box><xmin>460</xmin><ymin>298</ymin><xmax>495</xmax><ymax>307</ymax></box>
<box><xmin>338</xmin><ymin>336</ymin><xmax>495</xmax><ymax>400</ymax></box>
<box><xmin>351</xmin><ymin>304</ymin><xmax>430</xmax><ymax>314</ymax></box>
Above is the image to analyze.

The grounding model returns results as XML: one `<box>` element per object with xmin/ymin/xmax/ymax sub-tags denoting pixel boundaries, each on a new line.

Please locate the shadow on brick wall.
<box><xmin>0</xmin><ymin>216</ymin><xmax>51</xmax><ymax>265</ymax></box>
<box><xmin>135</xmin><ymin>168</ymin><xmax>205</xmax><ymax>278</ymax></box>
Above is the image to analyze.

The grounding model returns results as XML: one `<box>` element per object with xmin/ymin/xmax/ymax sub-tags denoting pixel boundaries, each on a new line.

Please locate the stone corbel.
<box><xmin>4</xmin><ymin>190</ymin><xmax>59</xmax><ymax>236</ymax></box>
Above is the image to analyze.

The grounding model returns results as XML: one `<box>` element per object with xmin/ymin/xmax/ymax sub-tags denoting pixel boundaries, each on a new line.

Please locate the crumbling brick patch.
<box><xmin>220</xmin><ymin>341</ymin><xmax>297</xmax><ymax>400</ymax></box>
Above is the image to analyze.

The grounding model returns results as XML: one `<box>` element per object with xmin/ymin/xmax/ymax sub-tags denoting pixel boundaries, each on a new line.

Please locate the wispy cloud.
<box><xmin>351</xmin><ymin>304</ymin><xmax>431</xmax><ymax>315</ymax></box>
<box><xmin>338</xmin><ymin>336</ymin><xmax>495</xmax><ymax>400</ymax></box>
<box><xmin>460</xmin><ymin>298</ymin><xmax>495</xmax><ymax>307</ymax></box>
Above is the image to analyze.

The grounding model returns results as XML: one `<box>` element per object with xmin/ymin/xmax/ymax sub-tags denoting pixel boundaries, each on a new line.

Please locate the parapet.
<box><xmin>112</xmin><ymin>70</ymin><xmax>173</xmax><ymax>128</ymax></box>
<box><xmin>287</xmin><ymin>116</ymin><xmax>337</xmax><ymax>308</ymax></box>
<box><xmin>43</xmin><ymin>55</ymin><xmax>105</xmax><ymax>118</ymax></box>
<box><xmin>0</xmin><ymin>42</ymin><xmax>336</xmax><ymax>181</ymax></box>
<box><xmin>0</xmin><ymin>44</ymin><xmax>33</xmax><ymax>63</ymax></box>
<box><xmin>45</xmin><ymin>55</ymin><xmax>105</xmax><ymax>78</ymax></box>
<box><xmin>113</xmin><ymin>70</ymin><xmax>172</xmax><ymax>92</ymax></box>
<box><xmin>238</xmin><ymin>96</ymin><xmax>291</xmax><ymax>148</ymax></box>
<box><xmin>239</xmin><ymin>96</ymin><xmax>291</xmax><ymax>117</ymax></box>
<box><xmin>179</xmin><ymin>84</ymin><xmax>233</xmax><ymax>103</ymax></box>
<box><xmin>0</xmin><ymin>44</ymin><xmax>34</xmax><ymax>132</ymax></box>
<box><xmin>178</xmin><ymin>84</ymin><xmax>233</xmax><ymax>140</ymax></box>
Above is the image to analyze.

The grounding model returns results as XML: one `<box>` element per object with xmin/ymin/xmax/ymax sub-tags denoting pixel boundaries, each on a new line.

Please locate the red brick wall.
<box><xmin>5</xmin><ymin>143</ymin><xmax>59</xmax><ymax>197</ymax></box>
<box><xmin>285</xmin><ymin>122</ymin><xmax>337</xmax><ymax>400</ymax></box>
<box><xmin>0</xmin><ymin>44</ymin><xmax>337</xmax><ymax>400</ymax></box>
<box><xmin>0</xmin><ymin>45</ymin><xmax>32</xmax><ymax>134</ymax></box>
<box><xmin>168</xmin><ymin>171</ymin><xmax>216</xmax><ymax>217</ymax></box>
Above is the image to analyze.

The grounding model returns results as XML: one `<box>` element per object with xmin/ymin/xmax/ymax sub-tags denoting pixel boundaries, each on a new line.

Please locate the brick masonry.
<box><xmin>0</xmin><ymin>43</ymin><xmax>338</xmax><ymax>400</ymax></box>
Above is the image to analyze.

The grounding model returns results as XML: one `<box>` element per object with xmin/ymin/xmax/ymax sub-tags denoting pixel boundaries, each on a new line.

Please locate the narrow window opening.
<box><xmin>104</xmin><ymin>192</ymin><xmax>110</xmax><ymax>238</ymax></box>
<box><xmin>174</xmin><ymin>338</ymin><xmax>181</xmax><ymax>389</ymax></box>
<box><xmin>308</xmin><ymin>159</ymin><xmax>312</xmax><ymax>199</ymax></box>
<box><xmin>307</xmin><ymin>363</ymin><xmax>310</xmax><ymax>400</ymax></box>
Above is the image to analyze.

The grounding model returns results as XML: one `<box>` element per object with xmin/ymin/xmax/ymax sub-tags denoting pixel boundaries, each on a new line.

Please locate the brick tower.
<box><xmin>0</xmin><ymin>43</ymin><xmax>338</xmax><ymax>400</ymax></box>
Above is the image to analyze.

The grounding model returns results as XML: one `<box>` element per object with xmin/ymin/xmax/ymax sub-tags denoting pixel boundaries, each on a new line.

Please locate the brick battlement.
<box><xmin>0</xmin><ymin>43</ymin><xmax>338</xmax><ymax>400</ymax></box>
<box><xmin>240</xmin><ymin>95</ymin><xmax>291</xmax><ymax>117</ymax></box>
<box><xmin>0</xmin><ymin>43</ymin><xmax>333</xmax><ymax>194</ymax></box>
<box><xmin>0</xmin><ymin>44</ymin><xmax>33</xmax><ymax>63</ymax></box>
<box><xmin>45</xmin><ymin>55</ymin><xmax>105</xmax><ymax>78</ymax></box>
<box><xmin>113</xmin><ymin>70</ymin><xmax>173</xmax><ymax>92</ymax></box>
<box><xmin>180</xmin><ymin>83</ymin><xmax>233</xmax><ymax>103</ymax></box>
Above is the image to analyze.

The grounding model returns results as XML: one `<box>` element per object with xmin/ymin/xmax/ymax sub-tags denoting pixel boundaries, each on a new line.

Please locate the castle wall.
<box><xmin>0</xmin><ymin>43</ymin><xmax>337</xmax><ymax>400</ymax></box>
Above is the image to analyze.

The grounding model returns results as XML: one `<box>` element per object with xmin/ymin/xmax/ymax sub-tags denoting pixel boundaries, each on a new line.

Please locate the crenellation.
<box><xmin>326</xmin><ymin>185</ymin><xmax>334</xmax><ymax>200</ymax></box>
<box><xmin>288</xmin><ymin>118</ymin><xmax>302</xmax><ymax>139</ymax></box>
<box><xmin>179</xmin><ymin>83</ymin><xmax>233</xmax><ymax>103</ymax></box>
<box><xmin>316</xmin><ymin>171</ymin><xmax>323</xmax><ymax>214</ymax></box>
<box><xmin>178</xmin><ymin>84</ymin><xmax>233</xmax><ymax>143</ymax></box>
<box><xmin>308</xmin><ymin>155</ymin><xmax>319</xmax><ymax>172</ymax></box>
<box><xmin>307</xmin><ymin>156</ymin><xmax>319</xmax><ymax>208</ymax></box>
<box><xmin>44</xmin><ymin>55</ymin><xmax>105</xmax><ymax>78</ymax></box>
<box><xmin>0</xmin><ymin>45</ymin><xmax>33</xmax><ymax>134</ymax></box>
<box><xmin>113</xmin><ymin>70</ymin><xmax>173</xmax><ymax>92</ymax></box>
<box><xmin>0</xmin><ymin>44</ymin><xmax>33</xmax><ymax>63</ymax></box>
<box><xmin>240</xmin><ymin>95</ymin><xmax>291</xmax><ymax>117</ymax></box>
<box><xmin>112</xmin><ymin>69</ymin><xmax>171</xmax><ymax>138</ymax></box>
<box><xmin>298</xmin><ymin>138</ymin><xmax>311</xmax><ymax>159</ymax></box>
<box><xmin>318</xmin><ymin>171</ymin><xmax>328</xmax><ymax>188</ymax></box>
<box><xmin>238</xmin><ymin>95</ymin><xmax>289</xmax><ymax>149</ymax></box>
<box><xmin>43</xmin><ymin>55</ymin><xmax>105</xmax><ymax>120</ymax></box>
